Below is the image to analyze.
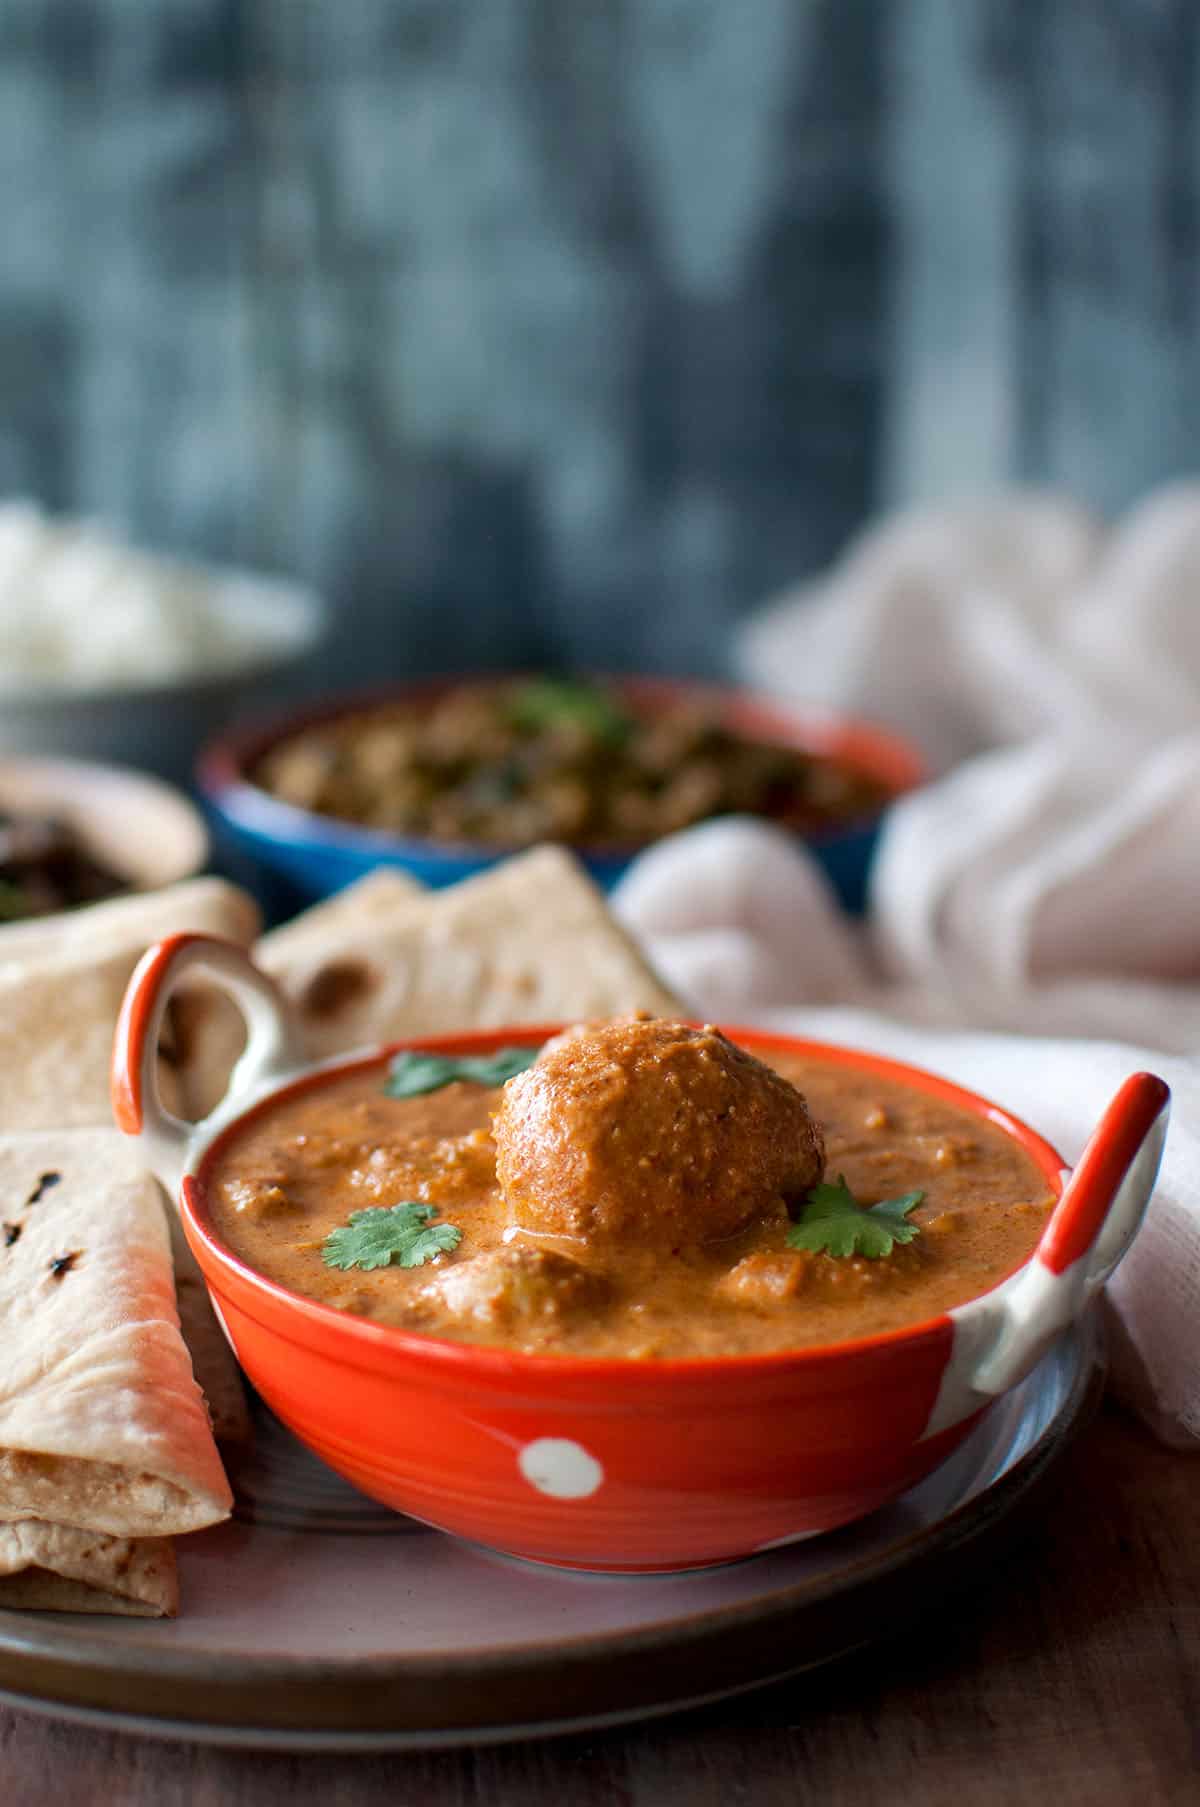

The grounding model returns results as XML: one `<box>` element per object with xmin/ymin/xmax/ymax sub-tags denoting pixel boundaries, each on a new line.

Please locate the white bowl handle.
<box><xmin>923</xmin><ymin>1072</ymin><xmax>1170</xmax><ymax>1437</ymax></box>
<box><xmin>112</xmin><ymin>932</ymin><xmax>305</xmax><ymax>1197</ymax></box>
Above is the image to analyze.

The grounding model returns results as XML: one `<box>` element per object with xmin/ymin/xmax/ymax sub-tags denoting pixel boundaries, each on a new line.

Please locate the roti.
<box><xmin>0</xmin><ymin>880</ymin><xmax>256</xmax><ymax>1469</ymax></box>
<box><xmin>255</xmin><ymin>868</ymin><xmax>426</xmax><ymax>967</ymax></box>
<box><xmin>0</xmin><ymin>878</ymin><xmax>260</xmax><ymax>1132</ymax></box>
<box><xmin>256</xmin><ymin>846</ymin><xmax>681</xmax><ymax>1060</ymax></box>
<box><xmin>0</xmin><ymin>874</ymin><xmax>259</xmax><ymax>967</ymax></box>
<box><xmin>0</xmin><ymin>1521</ymin><xmax>177</xmax><ymax>1617</ymax></box>
<box><xmin>0</xmin><ymin>1130</ymin><xmax>232</xmax><ymax>1537</ymax></box>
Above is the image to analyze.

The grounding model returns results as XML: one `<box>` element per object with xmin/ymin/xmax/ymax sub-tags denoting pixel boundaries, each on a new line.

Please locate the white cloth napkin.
<box><xmin>610</xmin><ymin>485</ymin><xmax>1200</xmax><ymax>1450</ymax></box>
<box><xmin>737</xmin><ymin>484</ymin><xmax>1200</xmax><ymax>1049</ymax></box>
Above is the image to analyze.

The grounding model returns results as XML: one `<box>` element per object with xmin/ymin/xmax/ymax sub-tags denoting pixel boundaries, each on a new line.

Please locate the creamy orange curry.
<box><xmin>202</xmin><ymin>1020</ymin><xmax>1056</xmax><ymax>1359</ymax></box>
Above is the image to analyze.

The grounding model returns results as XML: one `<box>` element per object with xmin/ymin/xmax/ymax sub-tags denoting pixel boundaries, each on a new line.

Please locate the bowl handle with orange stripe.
<box><xmin>112</xmin><ymin>932</ymin><xmax>305</xmax><ymax>1197</ymax></box>
<box><xmin>924</xmin><ymin>1071</ymin><xmax>1170</xmax><ymax>1436</ymax></box>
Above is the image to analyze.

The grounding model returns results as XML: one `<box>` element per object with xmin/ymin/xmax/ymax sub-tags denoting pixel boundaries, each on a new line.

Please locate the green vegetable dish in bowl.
<box><xmin>253</xmin><ymin>677</ymin><xmax>893</xmax><ymax>846</ymax></box>
<box><xmin>199</xmin><ymin>675</ymin><xmax>926</xmax><ymax>910</ymax></box>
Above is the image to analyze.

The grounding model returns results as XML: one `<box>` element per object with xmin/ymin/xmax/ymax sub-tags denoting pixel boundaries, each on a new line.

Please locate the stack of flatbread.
<box><xmin>0</xmin><ymin>1134</ymin><xmax>233</xmax><ymax>1614</ymax></box>
<box><xmin>0</xmin><ymin>845</ymin><xmax>680</xmax><ymax>1614</ymax></box>
<box><xmin>0</xmin><ymin>878</ymin><xmax>261</xmax><ymax>1614</ymax></box>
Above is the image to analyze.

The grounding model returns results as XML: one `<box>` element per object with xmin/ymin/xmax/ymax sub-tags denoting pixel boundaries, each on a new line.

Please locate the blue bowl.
<box><xmin>197</xmin><ymin>678</ymin><xmax>924</xmax><ymax>917</ymax></box>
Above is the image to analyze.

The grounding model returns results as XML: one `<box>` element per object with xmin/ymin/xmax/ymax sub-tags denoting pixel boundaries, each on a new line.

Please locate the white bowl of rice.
<box><xmin>0</xmin><ymin>501</ymin><xmax>326</xmax><ymax>780</ymax></box>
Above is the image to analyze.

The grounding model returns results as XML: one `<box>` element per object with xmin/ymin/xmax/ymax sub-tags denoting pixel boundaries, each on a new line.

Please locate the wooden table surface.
<box><xmin>1</xmin><ymin>1404</ymin><xmax>1195</xmax><ymax>1806</ymax></box>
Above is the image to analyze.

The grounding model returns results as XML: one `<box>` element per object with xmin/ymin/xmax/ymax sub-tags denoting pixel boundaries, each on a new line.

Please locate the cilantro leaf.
<box><xmin>786</xmin><ymin>1175</ymin><xmax>924</xmax><ymax>1260</ymax></box>
<box><xmin>384</xmin><ymin>1046</ymin><xmax>540</xmax><ymax>1099</ymax></box>
<box><xmin>322</xmin><ymin>1203</ymin><xmax>462</xmax><ymax>1272</ymax></box>
<box><xmin>506</xmin><ymin>678</ymin><xmax>633</xmax><ymax>748</ymax></box>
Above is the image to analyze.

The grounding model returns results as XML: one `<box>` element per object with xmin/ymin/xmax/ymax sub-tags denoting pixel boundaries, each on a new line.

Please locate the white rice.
<box><xmin>0</xmin><ymin>500</ymin><xmax>310</xmax><ymax>693</ymax></box>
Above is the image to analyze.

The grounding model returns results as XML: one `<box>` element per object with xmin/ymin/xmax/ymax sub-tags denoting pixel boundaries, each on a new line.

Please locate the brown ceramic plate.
<box><xmin>0</xmin><ymin>1316</ymin><xmax>1100</xmax><ymax>1751</ymax></box>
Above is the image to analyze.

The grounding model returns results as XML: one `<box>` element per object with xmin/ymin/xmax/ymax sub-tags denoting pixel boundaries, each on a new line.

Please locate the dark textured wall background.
<box><xmin>2</xmin><ymin>2</ymin><xmax>1199</xmax><ymax>684</ymax></box>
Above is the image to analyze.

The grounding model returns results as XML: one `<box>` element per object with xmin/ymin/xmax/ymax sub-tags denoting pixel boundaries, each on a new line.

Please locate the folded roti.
<box><xmin>0</xmin><ymin>1131</ymin><xmax>232</xmax><ymax>1537</ymax></box>
<box><xmin>255</xmin><ymin>868</ymin><xmax>426</xmax><ymax>967</ymax></box>
<box><xmin>256</xmin><ymin>846</ymin><xmax>682</xmax><ymax>1059</ymax></box>
<box><xmin>0</xmin><ymin>877</ymin><xmax>261</xmax><ymax>1132</ymax></box>
<box><xmin>0</xmin><ymin>874</ymin><xmax>260</xmax><ymax>967</ymax></box>
<box><xmin>0</xmin><ymin>880</ymin><xmax>255</xmax><ymax>1455</ymax></box>
<box><xmin>0</xmin><ymin>1521</ymin><xmax>177</xmax><ymax>1617</ymax></box>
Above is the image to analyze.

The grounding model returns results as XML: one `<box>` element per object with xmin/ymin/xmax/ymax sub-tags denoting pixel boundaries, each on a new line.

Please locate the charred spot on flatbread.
<box><xmin>300</xmin><ymin>959</ymin><xmax>375</xmax><ymax>1020</ymax></box>
<box><xmin>47</xmin><ymin>1250</ymin><xmax>81</xmax><ymax>1280</ymax></box>
<box><xmin>26</xmin><ymin>1172</ymin><xmax>61</xmax><ymax>1205</ymax></box>
<box><xmin>3</xmin><ymin>1222</ymin><xmax>21</xmax><ymax>1247</ymax></box>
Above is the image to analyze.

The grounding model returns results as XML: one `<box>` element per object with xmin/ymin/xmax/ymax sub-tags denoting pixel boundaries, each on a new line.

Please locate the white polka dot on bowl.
<box><xmin>518</xmin><ymin>1438</ymin><xmax>604</xmax><ymax>1500</ymax></box>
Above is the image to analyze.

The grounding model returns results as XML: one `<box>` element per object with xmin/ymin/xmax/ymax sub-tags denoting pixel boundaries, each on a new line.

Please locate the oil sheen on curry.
<box><xmin>202</xmin><ymin>1019</ymin><xmax>1056</xmax><ymax>1359</ymax></box>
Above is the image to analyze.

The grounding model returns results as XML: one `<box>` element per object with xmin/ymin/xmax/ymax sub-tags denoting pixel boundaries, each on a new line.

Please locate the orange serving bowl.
<box><xmin>113</xmin><ymin>936</ymin><xmax>1169</xmax><ymax>1574</ymax></box>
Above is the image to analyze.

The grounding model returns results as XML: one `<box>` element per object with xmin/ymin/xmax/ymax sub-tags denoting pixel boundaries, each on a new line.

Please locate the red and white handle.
<box><xmin>925</xmin><ymin>1071</ymin><xmax>1170</xmax><ymax>1435</ymax></box>
<box><xmin>112</xmin><ymin>933</ymin><xmax>304</xmax><ymax>1194</ymax></box>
